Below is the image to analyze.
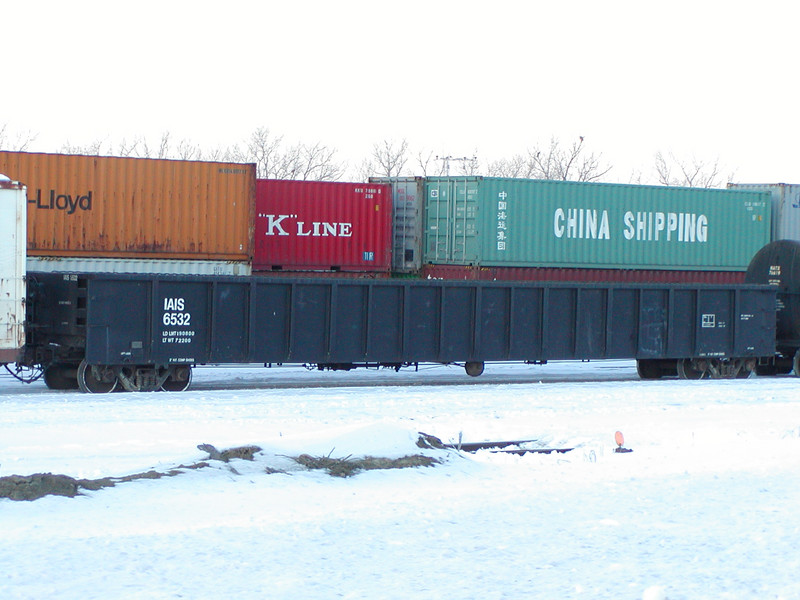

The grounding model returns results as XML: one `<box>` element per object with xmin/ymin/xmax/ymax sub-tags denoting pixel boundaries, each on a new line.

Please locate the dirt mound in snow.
<box><xmin>0</xmin><ymin>464</ymin><xmax>208</xmax><ymax>501</ymax></box>
<box><xmin>1</xmin><ymin>435</ymin><xmax>445</xmax><ymax>501</ymax></box>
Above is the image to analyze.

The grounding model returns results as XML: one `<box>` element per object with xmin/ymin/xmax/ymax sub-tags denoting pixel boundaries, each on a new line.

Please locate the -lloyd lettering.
<box><xmin>29</xmin><ymin>189</ymin><xmax>93</xmax><ymax>214</ymax></box>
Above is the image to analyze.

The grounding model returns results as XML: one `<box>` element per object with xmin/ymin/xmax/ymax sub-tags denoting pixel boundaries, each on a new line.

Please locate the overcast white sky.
<box><xmin>4</xmin><ymin>0</ymin><xmax>799</xmax><ymax>183</ymax></box>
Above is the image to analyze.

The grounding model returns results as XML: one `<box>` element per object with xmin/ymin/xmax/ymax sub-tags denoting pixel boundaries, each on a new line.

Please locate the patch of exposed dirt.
<box><xmin>1</xmin><ymin>436</ymin><xmax>443</xmax><ymax>500</ymax></box>
<box><xmin>0</xmin><ymin>463</ymin><xmax>208</xmax><ymax>501</ymax></box>
<box><xmin>295</xmin><ymin>453</ymin><xmax>439</xmax><ymax>477</ymax></box>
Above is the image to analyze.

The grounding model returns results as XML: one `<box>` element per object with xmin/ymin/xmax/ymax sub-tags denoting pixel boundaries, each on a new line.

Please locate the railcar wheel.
<box><xmin>160</xmin><ymin>366</ymin><xmax>193</xmax><ymax>392</ymax></box>
<box><xmin>636</xmin><ymin>359</ymin><xmax>663</xmax><ymax>380</ymax></box>
<box><xmin>77</xmin><ymin>360</ymin><xmax>118</xmax><ymax>394</ymax></box>
<box><xmin>677</xmin><ymin>358</ymin><xmax>708</xmax><ymax>380</ymax></box>
<box><xmin>465</xmin><ymin>361</ymin><xmax>485</xmax><ymax>377</ymax></box>
<box><xmin>43</xmin><ymin>363</ymin><xmax>80</xmax><ymax>390</ymax></box>
<box><xmin>735</xmin><ymin>359</ymin><xmax>756</xmax><ymax>379</ymax></box>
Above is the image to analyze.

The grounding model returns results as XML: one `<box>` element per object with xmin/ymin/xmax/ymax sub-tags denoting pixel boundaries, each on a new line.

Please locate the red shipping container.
<box><xmin>421</xmin><ymin>264</ymin><xmax>746</xmax><ymax>285</ymax></box>
<box><xmin>254</xmin><ymin>180</ymin><xmax>392</xmax><ymax>273</ymax></box>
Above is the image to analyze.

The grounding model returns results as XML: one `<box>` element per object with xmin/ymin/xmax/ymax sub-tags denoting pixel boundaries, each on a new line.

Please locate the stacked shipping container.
<box><xmin>728</xmin><ymin>183</ymin><xmax>800</xmax><ymax>243</ymax></box>
<box><xmin>375</xmin><ymin>176</ymin><xmax>773</xmax><ymax>283</ymax></box>
<box><xmin>253</xmin><ymin>180</ymin><xmax>392</xmax><ymax>273</ymax></box>
<box><xmin>0</xmin><ymin>151</ymin><xmax>256</xmax><ymax>275</ymax></box>
<box><xmin>0</xmin><ymin>177</ymin><xmax>27</xmax><ymax>362</ymax></box>
<box><xmin>0</xmin><ymin>151</ymin><xmax>783</xmax><ymax>283</ymax></box>
<box><xmin>422</xmin><ymin>177</ymin><xmax>771</xmax><ymax>271</ymax></box>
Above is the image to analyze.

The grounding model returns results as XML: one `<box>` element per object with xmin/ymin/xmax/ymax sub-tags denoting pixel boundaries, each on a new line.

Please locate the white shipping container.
<box><xmin>0</xmin><ymin>176</ymin><xmax>27</xmax><ymax>363</ymax></box>
<box><xmin>27</xmin><ymin>257</ymin><xmax>252</xmax><ymax>276</ymax></box>
<box><xmin>369</xmin><ymin>176</ymin><xmax>425</xmax><ymax>273</ymax></box>
<box><xmin>729</xmin><ymin>183</ymin><xmax>800</xmax><ymax>242</ymax></box>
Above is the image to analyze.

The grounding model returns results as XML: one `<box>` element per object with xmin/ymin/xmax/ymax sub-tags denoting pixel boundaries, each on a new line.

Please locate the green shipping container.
<box><xmin>424</xmin><ymin>177</ymin><xmax>772</xmax><ymax>271</ymax></box>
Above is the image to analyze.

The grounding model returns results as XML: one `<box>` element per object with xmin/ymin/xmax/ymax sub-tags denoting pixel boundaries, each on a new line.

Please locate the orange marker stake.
<box><xmin>614</xmin><ymin>430</ymin><xmax>632</xmax><ymax>453</ymax></box>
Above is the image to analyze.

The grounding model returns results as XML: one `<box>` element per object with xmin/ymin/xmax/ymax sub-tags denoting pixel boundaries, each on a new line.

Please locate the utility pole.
<box><xmin>435</xmin><ymin>155</ymin><xmax>477</xmax><ymax>176</ymax></box>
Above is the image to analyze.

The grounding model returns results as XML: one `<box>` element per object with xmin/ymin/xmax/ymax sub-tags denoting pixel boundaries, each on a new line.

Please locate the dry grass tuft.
<box><xmin>295</xmin><ymin>452</ymin><xmax>438</xmax><ymax>478</ymax></box>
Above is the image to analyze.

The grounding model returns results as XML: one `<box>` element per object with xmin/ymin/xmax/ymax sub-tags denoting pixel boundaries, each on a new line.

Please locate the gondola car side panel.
<box><xmin>80</xmin><ymin>275</ymin><xmax>776</xmax><ymax>373</ymax></box>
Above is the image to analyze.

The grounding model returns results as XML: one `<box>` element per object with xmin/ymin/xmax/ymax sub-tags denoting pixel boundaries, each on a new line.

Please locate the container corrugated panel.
<box><xmin>0</xmin><ymin>151</ymin><xmax>255</xmax><ymax>261</ymax></box>
<box><xmin>249</xmin><ymin>269</ymin><xmax>390</xmax><ymax>279</ymax></box>
<box><xmin>27</xmin><ymin>256</ymin><xmax>251</xmax><ymax>276</ymax></box>
<box><xmin>369</xmin><ymin>176</ymin><xmax>425</xmax><ymax>273</ymax></box>
<box><xmin>0</xmin><ymin>178</ymin><xmax>27</xmax><ymax>362</ymax></box>
<box><xmin>424</xmin><ymin>177</ymin><xmax>772</xmax><ymax>271</ymax></box>
<box><xmin>422</xmin><ymin>264</ymin><xmax>746</xmax><ymax>284</ymax></box>
<box><xmin>728</xmin><ymin>183</ymin><xmax>800</xmax><ymax>242</ymax></box>
<box><xmin>254</xmin><ymin>180</ymin><xmax>392</xmax><ymax>272</ymax></box>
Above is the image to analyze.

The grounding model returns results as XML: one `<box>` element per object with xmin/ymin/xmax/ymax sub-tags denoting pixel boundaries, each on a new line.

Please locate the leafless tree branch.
<box><xmin>654</xmin><ymin>151</ymin><xmax>727</xmax><ymax>188</ymax></box>
<box><xmin>0</xmin><ymin>124</ymin><xmax>38</xmax><ymax>151</ymax></box>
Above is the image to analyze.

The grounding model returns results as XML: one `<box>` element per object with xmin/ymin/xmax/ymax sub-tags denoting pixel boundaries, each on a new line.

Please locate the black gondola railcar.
<box><xmin>22</xmin><ymin>272</ymin><xmax>777</xmax><ymax>392</ymax></box>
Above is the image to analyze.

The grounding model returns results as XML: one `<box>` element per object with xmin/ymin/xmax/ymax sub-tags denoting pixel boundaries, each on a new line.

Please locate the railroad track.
<box><xmin>190</xmin><ymin>362</ymin><xmax>639</xmax><ymax>391</ymax></box>
<box><xmin>444</xmin><ymin>439</ymin><xmax>574</xmax><ymax>455</ymax></box>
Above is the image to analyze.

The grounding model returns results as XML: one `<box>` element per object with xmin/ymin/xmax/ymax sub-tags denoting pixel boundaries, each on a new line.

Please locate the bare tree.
<box><xmin>360</xmin><ymin>139</ymin><xmax>410</xmax><ymax>179</ymax></box>
<box><xmin>116</xmin><ymin>136</ymin><xmax>147</xmax><ymax>157</ymax></box>
<box><xmin>270</xmin><ymin>143</ymin><xmax>303</xmax><ymax>179</ymax></box>
<box><xmin>176</xmin><ymin>138</ymin><xmax>202</xmax><ymax>160</ymax></box>
<box><xmin>0</xmin><ymin>124</ymin><xmax>37</xmax><ymax>151</ymax></box>
<box><xmin>60</xmin><ymin>139</ymin><xmax>108</xmax><ymax>155</ymax></box>
<box><xmin>486</xmin><ymin>137</ymin><xmax>611</xmax><ymax>182</ymax></box>
<box><xmin>486</xmin><ymin>154</ymin><xmax>531</xmax><ymax>178</ymax></box>
<box><xmin>416</xmin><ymin>150</ymin><xmax>437</xmax><ymax>177</ymax></box>
<box><xmin>205</xmin><ymin>145</ymin><xmax>236</xmax><ymax>162</ymax></box>
<box><xmin>223</xmin><ymin>143</ymin><xmax>248</xmax><ymax>164</ymax></box>
<box><xmin>654</xmin><ymin>151</ymin><xmax>731</xmax><ymax>188</ymax></box>
<box><xmin>531</xmin><ymin>137</ymin><xmax>611</xmax><ymax>181</ymax></box>
<box><xmin>156</xmin><ymin>132</ymin><xmax>172</xmax><ymax>159</ymax></box>
<box><xmin>245</xmin><ymin>127</ymin><xmax>284</xmax><ymax>177</ymax></box>
<box><xmin>241</xmin><ymin>127</ymin><xmax>344</xmax><ymax>180</ymax></box>
<box><xmin>292</xmin><ymin>142</ymin><xmax>344</xmax><ymax>181</ymax></box>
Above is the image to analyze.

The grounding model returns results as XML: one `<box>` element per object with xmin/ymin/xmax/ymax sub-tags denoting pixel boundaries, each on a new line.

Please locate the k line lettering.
<box><xmin>260</xmin><ymin>214</ymin><xmax>353</xmax><ymax>237</ymax></box>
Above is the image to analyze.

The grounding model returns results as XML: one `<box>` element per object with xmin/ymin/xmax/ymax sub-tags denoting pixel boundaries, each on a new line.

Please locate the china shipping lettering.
<box><xmin>553</xmin><ymin>208</ymin><xmax>709</xmax><ymax>243</ymax></box>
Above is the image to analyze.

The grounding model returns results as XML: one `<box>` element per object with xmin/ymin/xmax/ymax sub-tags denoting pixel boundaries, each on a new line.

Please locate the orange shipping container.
<box><xmin>0</xmin><ymin>151</ymin><xmax>255</xmax><ymax>261</ymax></box>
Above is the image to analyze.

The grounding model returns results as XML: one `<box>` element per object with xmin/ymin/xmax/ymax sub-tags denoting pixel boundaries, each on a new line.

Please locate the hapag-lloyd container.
<box><xmin>728</xmin><ymin>183</ymin><xmax>800</xmax><ymax>242</ymax></box>
<box><xmin>0</xmin><ymin>151</ymin><xmax>255</xmax><ymax>261</ymax></box>
<box><xmin>424</xmin><ymin>177</ymin><xmax>772</xmax><ymax>271</ymax></box>
<box><xmin>254</xmin><ymin>180</ymin><xmax>392</xmax><ymax>272</ymax></box>
<box><xmin>0</xmin><ymin>177</ymin><xmax>27</xmax><ymax>363</ymax></box>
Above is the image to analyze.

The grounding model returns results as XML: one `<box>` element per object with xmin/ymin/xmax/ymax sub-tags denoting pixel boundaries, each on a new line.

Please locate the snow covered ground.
<box><xmin>2</xmin><ymin>360</ymin><xmax>800</xmax><ymax>599</ymax></box>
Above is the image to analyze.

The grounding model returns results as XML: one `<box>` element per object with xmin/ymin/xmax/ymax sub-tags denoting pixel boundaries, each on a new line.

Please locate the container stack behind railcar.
<box><xmin>0</xmin><ymin>176</ymin><xmax>27</xmax><ymax>365</ymax></box>
<box><xmin>368</xmin><ymin>176</ymin><xmax>776</xmax><ymax>283</ymax></box>
<box><xmin>0</xmin><ymin>151</ymin><xmax>256</xmax><ymax>276</ymax></box>
<box><xmin>419</xmin><ymin>177</ymin><xmax>771</xmax><ymax>280</ymax></box>
<box><xmin>253</xmin><ymin>179</ymin><xmax>392</xmax><ymax>274</ymax></box>
<box><xmin>728</xmin><ymin>183</ymin><xmax>800</xmax><ymax>242</ymax></box>
<box><xmin>368</xmin><ymin>176</ymin><xmax>426</xmax><ymax>274</ymax></box>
